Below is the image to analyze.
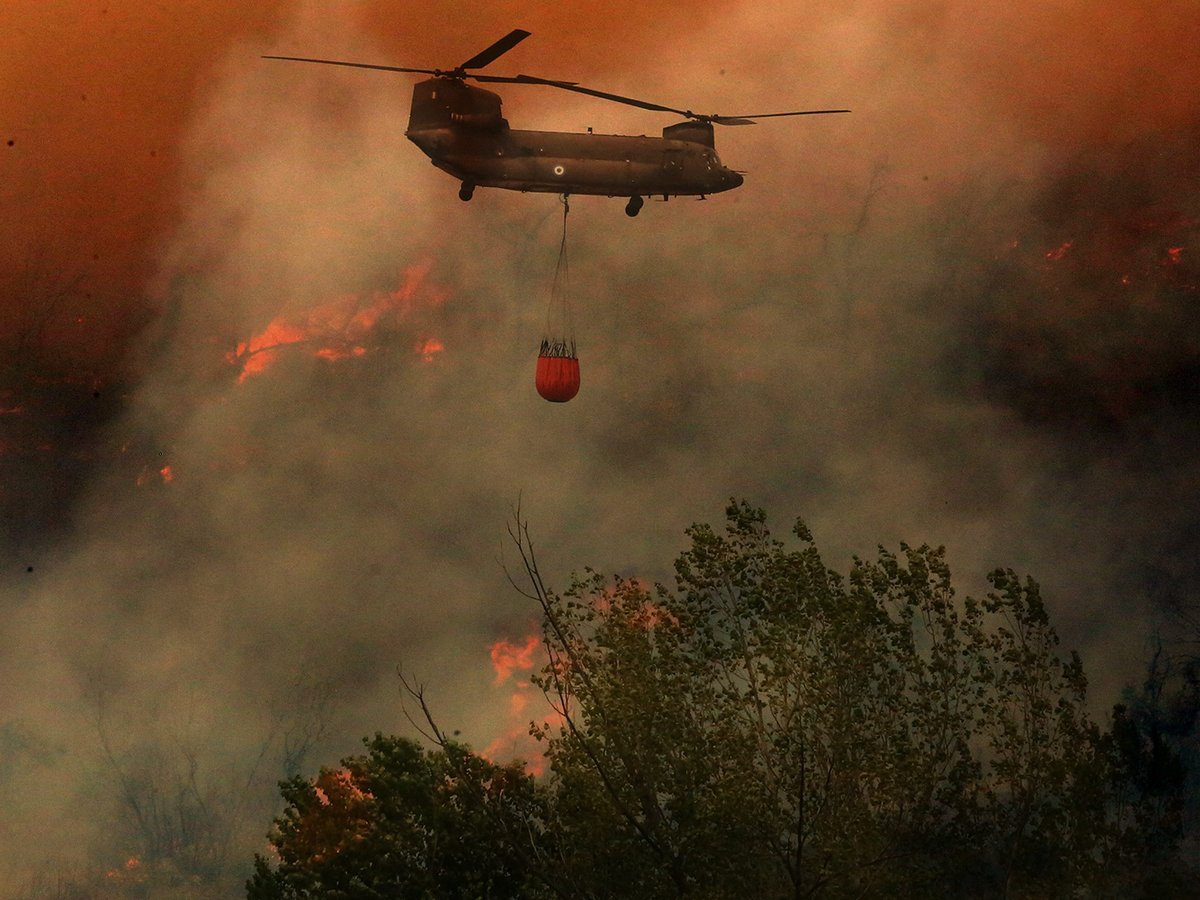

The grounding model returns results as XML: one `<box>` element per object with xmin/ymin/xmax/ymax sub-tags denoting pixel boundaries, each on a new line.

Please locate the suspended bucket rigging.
<box><xmin>536</xmin><ymin>195</ymin><xmax>580</xmax><ymax>403</ymax></box>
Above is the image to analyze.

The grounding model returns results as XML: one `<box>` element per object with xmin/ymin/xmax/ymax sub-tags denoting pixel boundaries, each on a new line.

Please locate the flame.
<box><xmin>490</xmin><ymin>634</ymin><xmax>541</xmax><ymax>684</ymax></box>
<box><xmin>228</xmin><ymin>260</ymin><xmax>446</xmax><ymax>382</ymax></box>
<box><xmin>484</xmin><ymin>631</ymin><xmax>558</xmax><ymax>776</ymax></box>
<box><xmin>136</xmin><ymin>463</ymin><xmax>174</xmax><ymax>486</ymax></box>
<box><xmin>290</xmin><ymin>768</ymin><xmax>374</xmax><ymax>865</ymax></box>
<box><xmin>482</xmin><ymin>585</ymin><xmax>676</xmax><ymax>775</ymax></box>
<box><xmin>105</xmin><ymin>856</ymin><xmax>143</xmax><ymax>881</ymax></box>
<box><xmin>1164</xmin><ymin>246</ymin><xmax>1183</xmax><ymax>265</ymax></box>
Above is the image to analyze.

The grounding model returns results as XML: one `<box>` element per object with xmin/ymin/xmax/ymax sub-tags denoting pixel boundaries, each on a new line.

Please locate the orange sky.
<box><xmin>0</xmin><ymin>4</ymin><xmax>1197</xmax><ymax>885</ymax></box>
<box><xmin>1</xmin><ymin>0</ymin><xmax>755</xmax><ymax>377</ymax></box>
<box><xmin>0</xmin><ymin>0</ymin><xmax>1195</xmax><ymax>376</ymax></box>
<box><xmin>2</xmin><ymin>3</ymin><xmax>286</xmax><ymax>373</ymax></box>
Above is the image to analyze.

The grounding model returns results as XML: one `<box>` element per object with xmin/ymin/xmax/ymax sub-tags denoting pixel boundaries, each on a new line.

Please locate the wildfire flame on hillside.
<box><xmin>227</xmin><ymin>261</ymin><xmax>447</xmax><ymax>382</ymax></box>
<box><xmin>977</xmin><ymin>198</ymin><xmax>1199</xmax><ymax>425</ymax></box>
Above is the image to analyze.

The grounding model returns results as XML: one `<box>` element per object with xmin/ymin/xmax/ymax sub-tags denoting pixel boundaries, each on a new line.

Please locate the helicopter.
<box><xmin>264</xmin><ymin>30</ymin><xmax>849</xmax><ymax>217</ymax></box>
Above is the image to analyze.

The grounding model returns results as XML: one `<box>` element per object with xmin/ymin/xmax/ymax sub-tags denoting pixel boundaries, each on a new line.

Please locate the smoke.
<box><xmin>1</xmin><ymin>0</ymin><xmax>1198</xmax><ymax>888</ymax></box>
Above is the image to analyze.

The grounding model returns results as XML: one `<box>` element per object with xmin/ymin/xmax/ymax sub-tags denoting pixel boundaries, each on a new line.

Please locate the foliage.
<box><xmin>251</xmin><ymin>502</ymin><xmax>1186</xmax><ymax>897</ymax></box>
<box><xmin>246</xmin><ymin>735</ymin><xmax>551</xmax><ymax>899</ymax></box>
<box><xmin>1101</xmin><ymin>645</ymin><xmax>1199</xmax><ymax>891</ymax></box>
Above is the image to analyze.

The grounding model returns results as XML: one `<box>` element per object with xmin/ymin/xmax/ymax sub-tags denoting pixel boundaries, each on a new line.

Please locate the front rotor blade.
<box><xmin>514</xmin><ymin>75</ymin><xmax>690</xmax><ymax>117</ymax></box>
<box><xmin>459</xmin><ymin>29</ymin><xmax>531</xmax><ymax>70</ymax></box>
<box><xmin>263</xmin><ymin>55</ymin><xmax>443</xmax><ymax>76</ymax></box>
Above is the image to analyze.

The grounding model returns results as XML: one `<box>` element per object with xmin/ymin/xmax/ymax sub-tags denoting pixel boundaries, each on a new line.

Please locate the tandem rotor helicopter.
<box><xmin>265</xmin><ymin>30</ymin><xmax>849</xmax><ymax>217</ymax></box>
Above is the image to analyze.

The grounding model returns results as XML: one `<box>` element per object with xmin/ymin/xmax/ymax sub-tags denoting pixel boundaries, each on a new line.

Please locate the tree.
<box><xmin>251</xmin><ymin>502</ymin><xmax>1177</xmax><ymax>898</ymax></box>
<box><xmin>246</xmin><ymin>735</ymin><xmax>553</xmax><ymax>899</ymax></box>
<box><xmin>1101</xmin><ymin>644</ymin><xmax>1197</xmax><ymax>893</ymax></box>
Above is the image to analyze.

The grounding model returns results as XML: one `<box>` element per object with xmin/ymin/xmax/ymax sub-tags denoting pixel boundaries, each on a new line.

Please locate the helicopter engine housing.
<box><xmin>408</xmin><ymin>78</ymin><xmax>507</xmax><ymax>131</ymax></box>
<box><xmin>661</xmin><ymin>120</ymin><xmax>715</xmax><ymax>147</ymax></box>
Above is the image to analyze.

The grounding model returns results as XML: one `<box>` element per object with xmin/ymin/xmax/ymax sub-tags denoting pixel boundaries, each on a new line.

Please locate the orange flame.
<box><xmin>136</xmin><ymin>463</ymin><xmax>174</xmax><ymax>486</ymax></box>
<box><xmin>229</xmin><ymin>260</ymin><xmax>446</xmax><ymax>382</ymax></box>
<box><xmin>291</xmin><ymin>768</ymin><xmax>374</xmax><ymax>864</ymax></box>
<box><xmin>484</xmin><ymin>631</ymin><xmax>559</xmax><ymax>776</ymax></box>
<box><xmin>490</xmin><ymin>634</ymin><xmax>541</xmax><ymax>684</ymax></box>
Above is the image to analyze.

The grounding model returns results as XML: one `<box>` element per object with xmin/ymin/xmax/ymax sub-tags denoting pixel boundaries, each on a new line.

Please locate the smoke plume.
<box><xmin>1</xmin><ymin>0</ymin><xmax>1197</xmax><ymax>888</ymax></box>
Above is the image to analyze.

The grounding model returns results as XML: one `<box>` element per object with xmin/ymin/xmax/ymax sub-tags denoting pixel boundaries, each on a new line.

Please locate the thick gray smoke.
<box><xmin>1</xmin><ymin>0</ymin><xmax>1197</xmax><ymax>890</ymax></box>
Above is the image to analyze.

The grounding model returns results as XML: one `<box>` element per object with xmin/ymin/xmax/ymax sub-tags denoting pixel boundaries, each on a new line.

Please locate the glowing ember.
<box><xmin>136</xmin><ymin>463</ymin><xmax>175</xmax><ymax>486</ymax></box>
<box><xmin>1164</xmin><ymin>246</ymin><xmax>1183</xmax><ymax>265</ymax></box>
<box><xmin>417</xmin><ymin>337</ymin><xmax>445</xmax><ymax>363</ymax></box>
<box><xmin>105</xmin><ymin>857</ymin><xmax>143</xmax><ymax>880</ymax></box>
<box><xmin>314</xmin><ymin>345</ymin><xmax>368</xmax><ymax>362</ymax></box>
<box><xmin>1044</xmin><ymin>239</ymin><xmax>1074</xmax><ymax>261</ymax></box>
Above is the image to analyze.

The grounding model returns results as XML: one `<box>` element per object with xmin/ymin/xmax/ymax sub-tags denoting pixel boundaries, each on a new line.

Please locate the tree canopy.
<box><xmin>248</xmin><ymin>502</ymin><xmax>1185</xmax><ymax>898</ymax></box>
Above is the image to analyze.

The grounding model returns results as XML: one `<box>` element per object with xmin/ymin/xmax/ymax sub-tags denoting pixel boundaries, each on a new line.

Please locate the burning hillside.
<box><xmin>950</xmin><ymin>130</ymin><xmax>1200</xmax><ymax>428</ymax></box>
<box><xmin>227</xmin><ymin>261</ymin><xmax>447</xmax><ymax>383</ymax></box>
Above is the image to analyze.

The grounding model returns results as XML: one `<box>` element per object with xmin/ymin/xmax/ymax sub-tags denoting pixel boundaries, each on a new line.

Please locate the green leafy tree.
<box><xmin>246</xmin><ymin>734</ymin><xmax>553</xmax><ymax>899</ymax></box>
<box><xmin>516</xmin><ymin>502</ymin><xmax>1152</xmax><ymax>897</ymax></box>
<box><xmin>251</xmin><ymin>502</ymin><xmax>1178</xmax><ymax>898</ymax></box>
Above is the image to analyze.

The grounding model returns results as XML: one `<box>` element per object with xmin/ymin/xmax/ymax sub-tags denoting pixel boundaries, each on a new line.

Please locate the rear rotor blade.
<box><xmin>510</xmin><ymin>75</ymin><xmax>850</xmax><ymax>125</ymax></box>
<box><xmin>459</xmin><ymin>29</ymin><xmax>531</xmax><ymax>70</ymax></box>
<box><xmin>714</xmin><ymin>109</ymin><xmax>851</xmax><ymax>124</ymax></box>
<box><xmin>472</xmin><ymin>73</ymin><xmax>579</xmax><ymax>86</ymax></box>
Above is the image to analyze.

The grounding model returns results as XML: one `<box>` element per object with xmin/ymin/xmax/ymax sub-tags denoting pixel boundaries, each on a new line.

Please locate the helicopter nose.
<box><xmin>722</xmin><ymin>169</ymin><xmax>743</xmax><ymax>189</ymax></box>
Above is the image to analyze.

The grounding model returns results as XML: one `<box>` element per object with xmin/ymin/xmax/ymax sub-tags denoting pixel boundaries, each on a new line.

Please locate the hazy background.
<box><xmin>2</xmin><ymin>0</ymin><xmax>1197</xmax><ymax>889</ymax></box>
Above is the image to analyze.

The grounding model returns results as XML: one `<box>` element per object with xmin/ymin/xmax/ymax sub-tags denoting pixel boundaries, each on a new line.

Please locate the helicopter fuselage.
<box><xmin>404</xmin><ymin>78</ymin><xmax>743</xmax><ymax>200</ymax></box>
<box><xmin>406</xmin><ymin>125</ymin><xmax>743</xmax><ymax>198</ymax></box>
<box><xmin>264</xmin><ymin>34</ymin><xmax>846</xmax><ymax>213</ymax></box>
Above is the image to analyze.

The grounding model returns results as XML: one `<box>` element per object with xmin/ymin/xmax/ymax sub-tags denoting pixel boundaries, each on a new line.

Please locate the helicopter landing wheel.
<box><xmin>459</xmin><ymin>182</ymin><xmax>475</xmax><ymax>202</ymax></box>
<box><xmin>625</xmin><ymin>195</ymin><xmax>643</xmax><ymax>217</ymax></box>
